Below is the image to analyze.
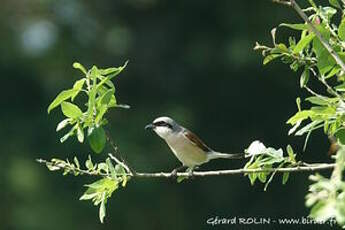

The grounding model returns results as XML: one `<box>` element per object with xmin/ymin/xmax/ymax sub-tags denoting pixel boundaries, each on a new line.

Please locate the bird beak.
<box><xmin>145</xmin><ymin>123</ymin><xmax>155</xmax><ymax>130</ymax></box>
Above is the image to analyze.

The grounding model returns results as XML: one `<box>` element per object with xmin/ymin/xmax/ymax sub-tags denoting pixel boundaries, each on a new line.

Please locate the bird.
<box><xmin>145</xmin><ymin>116</ymin><xmax>244</xmax><ymax>173</ymax></box>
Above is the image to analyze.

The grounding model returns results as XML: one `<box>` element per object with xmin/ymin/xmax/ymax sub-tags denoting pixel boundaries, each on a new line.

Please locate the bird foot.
<box><xmin>186</xmin><ymin>167</ymin><xmax>196</xmax><ymax>179</ymax></box>
<box><xmin>170</xmin><ymin>165</ymin><xmax>188</xmax><ymax>180</ymax></box>
<box><xmin>170</xmin><ymin>168</ymin><xmax>178</xmax><ymax>178</ymax></box>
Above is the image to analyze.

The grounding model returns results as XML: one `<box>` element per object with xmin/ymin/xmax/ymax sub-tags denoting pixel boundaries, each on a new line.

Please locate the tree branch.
<box><xmin>133</xmin><ymin>163</ymin><xmax>335</xmax><ymax>178</ymax></box>
<box><xmin>273</xmin><ymin>0</ymin><xmax>345</xmax><ymax>74</ymax></box>
<box><xmin>36</xmin><ymin>158</ymin><xmax>335</xmax><ymax>179</ymax></box>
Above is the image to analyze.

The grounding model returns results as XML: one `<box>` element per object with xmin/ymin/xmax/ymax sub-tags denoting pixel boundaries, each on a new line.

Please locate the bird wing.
<box><xmin>183</xmin><ymin>129</ymin><xmax>212</xmax><ymax>152</ymax></box>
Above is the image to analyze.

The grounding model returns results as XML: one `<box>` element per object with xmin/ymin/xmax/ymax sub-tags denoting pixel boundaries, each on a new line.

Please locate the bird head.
<box><xmin>145</xmin><ymin>116</ymin><xmax>180</xmax><ymax>139</ymax></box>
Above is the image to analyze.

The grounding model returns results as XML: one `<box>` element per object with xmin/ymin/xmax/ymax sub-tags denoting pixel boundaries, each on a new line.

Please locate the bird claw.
<box><xmin>170</xmin><ymin>165</ymin><xmax>188</xmax><ymax>180</ymax></box>
<box><xmin>170</xmin><ymin>168</ymin><xmax>178</xmax><ymax>178</ymax></box>
<box><xmin>170</xmin><ymin>166</ymin><xmax>197</xmax><ymax>181</ymax></box>
<box><xmin>186</xmin><ymin>167</ymin><xmax>196</xmax><ymax>179</ymax></box>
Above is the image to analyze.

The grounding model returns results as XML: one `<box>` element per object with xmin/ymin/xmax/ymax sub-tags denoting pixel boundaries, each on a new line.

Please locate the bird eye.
<box><xmin>153</xmin><ymin>121</ymin><xmax>173</xmax><ymax>129</ymax></box>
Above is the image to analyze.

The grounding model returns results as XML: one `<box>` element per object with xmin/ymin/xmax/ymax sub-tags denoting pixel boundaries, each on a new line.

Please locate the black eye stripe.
<box><xmin>153</xmin><ymin>121</ymin><xmax>173</xmax><ymax>129</ymax></box>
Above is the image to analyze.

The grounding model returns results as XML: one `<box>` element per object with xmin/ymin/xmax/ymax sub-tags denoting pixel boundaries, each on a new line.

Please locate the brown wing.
<box><xmin>183</xmin><ymin>129</ymin><xmax>212</xmax><ymax>152</ymax></box>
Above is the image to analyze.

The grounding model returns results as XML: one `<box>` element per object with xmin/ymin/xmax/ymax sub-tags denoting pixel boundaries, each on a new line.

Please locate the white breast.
<box><xmin>164</xmin><ymin>132</ymin><xmax>208</xmax><ymax>167</ymax></box>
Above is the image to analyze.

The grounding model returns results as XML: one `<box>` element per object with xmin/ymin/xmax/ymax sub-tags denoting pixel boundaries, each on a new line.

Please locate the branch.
<box><xmin>133</xmin><ymin>163</ymin><xmax>335</xmax><ymax>178</ymax></box>
<box><xmin>36</xmin><ymin>158</ymin><xmax>109</xmax><ymax>177</ymax></box>
<box><xmin>273</xmin><ymin>0</ymin><xmax>345</xmax><ymax>74</ymax></box>
<box><xmin>36</xmin><ymin>158</ymin><xmax>335</xmax><ymax>179</ymax></box>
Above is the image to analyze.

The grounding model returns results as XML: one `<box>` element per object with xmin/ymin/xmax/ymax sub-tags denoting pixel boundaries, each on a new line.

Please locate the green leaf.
<box><xmin>312</xmin><ymin>24</ymin><xmax>335</xmax><ymax>75</ymax></box>
<box><xmin>329</xmin><ymin>0</ymin><xmax>341</xmax><ymax>8</ymax></box>
<box><xmin>85</xmin><ymin>155</ymin><xmax>93</xmax><ymax>170</ymax></box>
<box><xmin>293</xmin><ymin>33</ymin><xmax>315</xmax><ymax>54</ymax></box>
<box><xmin>121</xmin><ymin>175</ymin><xmax>128</xmax><ymax>187</ymax></box>
<box><xmin>288</xmin><ymin>122</ymin><xmax>301</xmax><ymax>135</ymax></box>
<box><xmin>60</xmin><ymin>124</ymin><xmax>77</xmax><ymax>143</ymax></box>
<box><xmin>60</xmin><ymin>132</ymin><xmax>71</xmax><ymax>143</ymax></box>
<box><xmin>321</xmin><ymin>7</ymin><xmax>337</xmax><ymax>20</ymax></box>
<box><xmin>60</xmin><ymin>128</ymin><xmax>74</xmax><ymax>143</ymax></box>
<box><xmin>98</xmin><ymin>163</ymin><xmax>108</xmax><ymax>173</ymax></box>
<box><xmin>335</xmin><ymin>82</ymin><xmax>345</xmax><ymax>92</ymax></box>
<box><xmin>113</xmin><ymin>164</ymin><xmax>124</xmax><ymax>174</ymax></box>
<box><xmin>286</xmin><ymin>145</ymin><xmax>296</xmax><ymax>163</ymax></box>
<box><xmin>177</xmin><ymin>175</ymin><xmax>188</xmax><ymax>183</ymax></box>
<box><xmin>73</xmin><ymin>62</ymin><xmax>87</xmax><ymax>74</ymax></box>
<box><xmin>99</xmin><ymin>68</ymin><xmax>119</xmax><ymax>76</ymax></box>
<box><xmin>282</xmin><ymin>172</ymin><xmax>289</xmax><ymax>185</ymax></box>
<box><xmin>295</xmin><ymin>120</ymin><xmax>323</xmax><ymax>136</ymax></box>
<box><xmin>335</xmin><ymin>129</ymin><xmax>345</xmax><ymax>145</ymax></box>
<box><xmin>305</xmin><ymin>96</ymin><xmax>330</xmax><ymax>106</ymax></box>
<box><xmin>310</xmin><ymin>200</ymin><xmax>336</xmax><ymax>222</ymax></box>
<box><xmin>248</xmin><ymin>173</ymin><xmax>257</xmax><ymax>185</ymax></box>
<box><xmin>279</xmin><ymin>23</ymin><xmax>309</xmax><ymax>31</ymax></box>
<box><xmin>339</xmin><ymin>18</ymin><xmax>345</xmax><ymax>41</ymax></box>
<box><xmin>311</xmin><ymin>106</ymin><xmax>336</xmax><ymax>116</ymax></box>
<box><xmin>72</xmin><ymin>79</ymin><xmax>86</xmax><ymax>101</ymax></box>
<box><xmin>99</xmin><ymin>194</ymin><xmax>106</xmax><ymax>223</ymax></box>
<box><xmin>296</xmin><ymin>97</ymin><xmax>301</xmax><ymax>111</ymax></box>
<box><xmin>258</xmin><ymin>172</ymin><xmax>267</xmax><ymax>183</ymax></box>
<box><xmin>56</xmin><ymin>118</ymin><xmax>71</xmax><ymax>132</ymax></box>
<box><xmin>74</xmin><ymin>157</ymin><xmax>80</xmax><ymax>169</ymax></box>
<box><xmin>95</xmin><ymin>105</ymin><xmax>108</xmax><ymax>124</ymax></box>
<box><xmin>286</xmin><ymin>110</ymin><xmax>314</xmax><ymax>125</ymax></box>
<box><xmin>99</xmin><ymin>60</ymin><xmax>128</xmax><ymax>78</ymax></box>
<box><xmin>61</xmin><ymin>101</ymin><xmax>83</xmax><ymax>119</ymax></box>
<box><xmin>77</xmin><ymin>124</ymin><xmax>84</xmax><ymax>143</ymax></box>
<box><xmin>88</xmin><ymin>126</ymin><xmax>106</xmax><ymax>154</ymax></box>
<box><xmin>80</xmin><ymin>177</ymin><xmax>118</xmax><ymax>223</ymax></box>
<box><xmin>263</xmin><ymin>54</ymin><xmax>280</xmax><ymax>65</ymax></box>
<box><xmin>300</xmin><ymin>68</ymin><xmax>310</xmax><ymax>88</ymax></box>
<box><xmin>100</xmin><ymin>89</ymin><xmax>115</xmax><ymax>106</ymax></box>
<box><xmin>276</xmin><ymin>43</ymin><xmax>288</xmax><ymax>53</ymax></box>
<box><xmin>324</xmin><ymin>66</ymin><xmax>340</xmax><ymax>79</ymax></box>
<box><xmin>48</xmin><ymin>89</ymin><xmax>78</xmax><ymax>113</ymax></box>
<box><xmin>46</xmin><ymin>163</ymin><xmax>61</xmax><ymax>171</ymax></box>
<box><xmin>106</xmin><ymin>158</ymin><xmax>117</xmax><ymax>179</ymax></box>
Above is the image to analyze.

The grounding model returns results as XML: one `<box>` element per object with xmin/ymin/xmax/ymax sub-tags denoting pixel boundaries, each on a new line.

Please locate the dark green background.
<box><xmin>0</xmin><ymin>0</ymin><xmax>338</xmax><ymax>229</ymax></box>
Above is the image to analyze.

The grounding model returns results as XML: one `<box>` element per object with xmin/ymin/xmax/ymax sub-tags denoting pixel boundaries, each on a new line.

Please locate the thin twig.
<box><xmin>108</xmin><ymin>153</ymin><xmax>133</xmax><ymax>175</ymax></box>
<box><xmin>36</xmin><ymin>158</ymin><xmax>335</xmax><ymax>179</ymax></box>
<box><xmin>319</xmin><ymin>76</ymin><xmax>343</xmax><ymax>99</ymax></box>
<box><xmin>105</xmin><ymin>130</ymin><xmax>134</xmax><ymax>175</ymax></box>
<box><xmin>304</xmin><ymin>85</ymin><xmax>328</xmax><ymax>99</ymax></box>
<box><xmin>272</xmin><ymin>0</ymin><xmax>291</xmax><ymax>6</ymax></box>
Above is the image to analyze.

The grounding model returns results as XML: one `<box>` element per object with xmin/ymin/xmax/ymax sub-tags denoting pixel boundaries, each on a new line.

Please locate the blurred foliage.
<box><xmin>0</xmin><ymin>0</ymin><xmax>340</xmax><ymax>229</ymax></box>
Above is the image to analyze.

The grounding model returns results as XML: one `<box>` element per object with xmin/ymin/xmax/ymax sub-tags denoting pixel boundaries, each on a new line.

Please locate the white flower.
<box><xmin>245</xmin><ymin>140</ymin><xmax>267</xmax><ymax>157</ymax></box>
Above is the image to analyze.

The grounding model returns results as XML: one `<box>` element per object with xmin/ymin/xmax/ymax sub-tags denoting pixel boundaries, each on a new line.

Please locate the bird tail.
<box><xmin>207</xmin><ymin>151</ymin><xmax>245</xmax><ymax>160</ymax></box>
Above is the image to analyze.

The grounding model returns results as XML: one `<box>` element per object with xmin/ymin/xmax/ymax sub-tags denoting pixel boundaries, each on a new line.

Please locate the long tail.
<box><xmin>207</xmin><ymin>151</ymin><xmax>245</xmax><ymax>160</ymax></box>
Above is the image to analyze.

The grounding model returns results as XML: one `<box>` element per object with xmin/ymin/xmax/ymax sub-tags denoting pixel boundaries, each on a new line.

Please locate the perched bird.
<box><xmin>145</xmin><ymin>116</ymin><xmax>244</xmax><ymax>172</ymax></box>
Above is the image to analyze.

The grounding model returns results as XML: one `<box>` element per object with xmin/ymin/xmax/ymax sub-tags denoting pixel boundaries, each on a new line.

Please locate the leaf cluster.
<box><xmin>244</xmin><ymin>141</ymin><xmax>297</xmax><ymax>190</ymax></box>
<box><xmin>48</xmin><ymin>61</ymin><xmax>128</xmax><ymax>153</ymax></box>
<box><xmin>305</xmin><ymin>146</ymin><xmax>345</xmax><ymax>226</ymax></box>
<box><xmin>43</xmin><ymin>155</ymin><xmax>130</xmax><ymax>223</ymax></box>
<box><xmin>45</xmin><ymin>62</ymin><xmax>129</xmax><ymax>223</ymax></box>
<box><xmin>255</xmin><ymin>1</ymin><xmax>345</xmax><ymax>150</ymax></box>
<box><xmin>256</xmin><ymin>0</ymin><xmax>345</xmax><ymax>227</ymax></box>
